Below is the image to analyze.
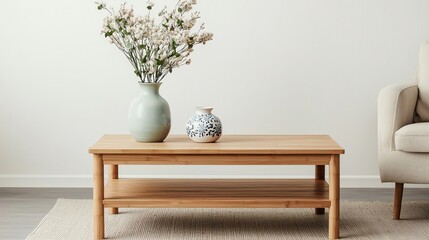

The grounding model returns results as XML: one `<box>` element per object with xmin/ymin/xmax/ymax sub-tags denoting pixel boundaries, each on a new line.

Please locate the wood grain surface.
<box><xmin>102</xmin><ymin>154</ymin><xmax>332</xmax><ymax>165</ymax></box>
<box><xmin>89</xmin><ymin>135</ymin><xmax>344</xmax><ymax>155</ymax></box>
<box><xmin>103</xmin><ymin>179</ymin><xmax>330</xmax><ymax>208</ymax></box>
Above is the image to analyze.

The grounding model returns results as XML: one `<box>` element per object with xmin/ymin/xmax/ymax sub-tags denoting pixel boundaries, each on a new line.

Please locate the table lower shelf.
<box><xmin>104</xmin><ymin>179</ymin><xmax>330</xmax><ymax>208</ymax></box>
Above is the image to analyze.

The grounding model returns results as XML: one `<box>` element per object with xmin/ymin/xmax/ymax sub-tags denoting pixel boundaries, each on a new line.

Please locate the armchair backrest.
<box><xmin>415</xmin><ymin>41</ymin><xmax>429</xmax><ymax>122</ymax></box>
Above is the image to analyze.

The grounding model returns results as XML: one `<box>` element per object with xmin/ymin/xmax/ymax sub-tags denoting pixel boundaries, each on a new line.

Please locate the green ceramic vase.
<box><xmin>128</xmin><ymin>83</ymin><xmax>171</xmax><ymax>142</ymax></box>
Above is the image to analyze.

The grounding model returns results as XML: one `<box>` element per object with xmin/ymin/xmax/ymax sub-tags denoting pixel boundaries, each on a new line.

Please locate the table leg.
<box><xmin>329</xmin><ymin>155</ymin><xmax>340</xmax><ymax>239</ymax></box>
<box><xmin>315</xmin><ymin>165</ymin><xmax>325</xmax><ymax>214</ymax></box>
<box><xmin>108</xmin><ymin>165</ymin><xmax>118</xmax><ymax>214</ymax></box>
<box><xmin>93</xmin><ymin>154</ymin><xmax>104</xmax><ymax>240</ymax></box>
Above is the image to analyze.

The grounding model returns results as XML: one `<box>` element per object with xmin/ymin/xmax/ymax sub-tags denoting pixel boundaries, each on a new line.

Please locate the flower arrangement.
<box><xmin>96</xmin><ymin>0</ymin><xmax>213</xmax><ymax>83</ymax></box>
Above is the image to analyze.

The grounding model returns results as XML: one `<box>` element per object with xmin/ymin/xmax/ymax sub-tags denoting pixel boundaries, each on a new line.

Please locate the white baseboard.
<box><xmin>1</xmin><ymin>174</ymin><xmax>428</xmax><ymax>188</ymax></box>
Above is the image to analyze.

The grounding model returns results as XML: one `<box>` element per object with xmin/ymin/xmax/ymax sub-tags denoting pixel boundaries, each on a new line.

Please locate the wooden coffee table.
<box><xmin>89</xmin><ymin>135</ymin><xmax>344</xmax><ymax>239</ymax></box>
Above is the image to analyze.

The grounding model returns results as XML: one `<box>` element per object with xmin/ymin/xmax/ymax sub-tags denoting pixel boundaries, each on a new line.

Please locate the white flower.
<box><xmin>147</xmin><ymin>0</ymin><xmax>154</xmax><ymax>9</ymax></box>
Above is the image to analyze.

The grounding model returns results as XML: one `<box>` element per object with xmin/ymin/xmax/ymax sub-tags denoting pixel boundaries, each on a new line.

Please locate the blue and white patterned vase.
<box><xmin>186</xmin><ymin>107</ymin><xmax>222</xmax><ymax>143</ymax></box>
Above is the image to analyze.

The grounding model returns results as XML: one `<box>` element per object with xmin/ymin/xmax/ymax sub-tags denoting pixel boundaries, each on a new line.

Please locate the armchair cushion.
<box><xmin>378</xmin><ymin>83</ymin><xmax>418</xmax><ymax>151</ymax></box>
<box><xmin>395</xmin><ymin>122</ymin><xmax>429</xmax><ymax>152</ymax></box>
<box><xmin>415</xmin><ymin>41</ymin><xmax>429</xmax><ymax>122</ymax></box>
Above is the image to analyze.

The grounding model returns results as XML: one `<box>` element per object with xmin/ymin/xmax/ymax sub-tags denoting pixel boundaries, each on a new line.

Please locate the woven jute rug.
<box><xmin>26</xmin><ymin>199</ymin><xmax>429</xmax><ymax>240</ymax></box>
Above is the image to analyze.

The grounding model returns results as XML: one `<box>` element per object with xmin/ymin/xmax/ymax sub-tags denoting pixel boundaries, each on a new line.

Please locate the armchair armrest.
<box><xmin>378</xmin><ymin>83</ymin><xmax>418</xmax><ymax>151</ymax></box>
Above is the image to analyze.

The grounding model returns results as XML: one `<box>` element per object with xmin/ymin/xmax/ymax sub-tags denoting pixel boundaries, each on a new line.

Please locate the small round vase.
<box><xmin>186</xmin><ymin>107</ymin><xmax>222</xmax><ymax>143</ymax></box>
<box><xmin>128</xmin><ymin>82</ymin><xmax>171</xmax><ymax>142</ymax></box>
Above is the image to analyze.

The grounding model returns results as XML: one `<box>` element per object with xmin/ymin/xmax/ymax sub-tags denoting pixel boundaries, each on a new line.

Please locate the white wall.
<box><xmin>1</xmin><ymin>0</ymin><xmax>429</xmax><ymax>187</ymax></box>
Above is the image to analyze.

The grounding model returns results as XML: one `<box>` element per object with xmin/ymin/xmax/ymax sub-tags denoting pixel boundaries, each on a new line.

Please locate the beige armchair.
<box><xmin>378</xmin><ymin>41</ymin><xmax>429</xmax><ymax>220</ymax></box>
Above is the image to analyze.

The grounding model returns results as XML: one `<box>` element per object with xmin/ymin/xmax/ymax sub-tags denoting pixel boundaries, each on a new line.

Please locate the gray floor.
<box><xmin>1</xmin><ymin>188</ymin><xmax>428</xmax><ymax>240</ymax></box>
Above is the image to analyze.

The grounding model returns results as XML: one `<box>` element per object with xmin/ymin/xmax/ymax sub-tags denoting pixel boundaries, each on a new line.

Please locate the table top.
<box><xmin>89</xmin><ymin>135</ymin><xmax>344</xmax><ymax>155</ymax></box>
